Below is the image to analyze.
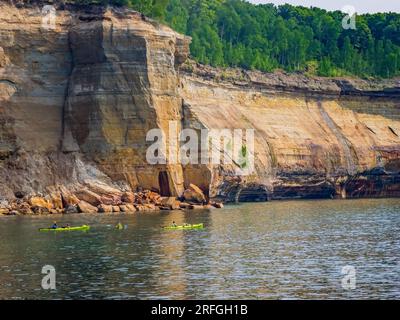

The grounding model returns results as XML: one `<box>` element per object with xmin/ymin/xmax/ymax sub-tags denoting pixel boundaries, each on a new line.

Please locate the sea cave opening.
<box><xmin>158</xmin><ymin>171</ymin><xmax>171</xmax><ymax>197</ymax></box>
<box><xmin>237</xmin><ymin>186</ymin><xmax>269</xmax><ymax>202</ymax></box>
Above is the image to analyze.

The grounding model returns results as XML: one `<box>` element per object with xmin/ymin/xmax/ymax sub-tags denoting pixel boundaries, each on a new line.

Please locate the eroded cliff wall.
<box><xmin>0</xmin><ymin>2</ymin><xmax>399</xmax><ymax>206</ymax></box>
<box><xmin>179</xmin><ymin>63</ymin><xmax>400</xmax><ymax>200</ymax></box>
<box><xmin>0</xmin><ymin>3</ymin><xmax>190</xmax><ymax>201</ymax></box>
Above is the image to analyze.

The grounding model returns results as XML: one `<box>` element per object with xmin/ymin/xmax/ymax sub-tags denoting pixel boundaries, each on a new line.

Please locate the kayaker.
<box><xmin>172</xmin><ymin>221</ymin><xmax>177</xmax><ymax>227</ymax></box>
<box><xmin>51</xmin><ymin>221</ymin><xmax>58</xmax><ymax>229</ymax></box>
<box><xmin>115</xmin><ymin>222</ymin><xmax>123</xmax><ymax>230</ymax></box>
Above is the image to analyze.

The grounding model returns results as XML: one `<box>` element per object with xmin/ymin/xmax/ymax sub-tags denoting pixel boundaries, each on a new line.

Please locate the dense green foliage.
<box><xmin>77</xmin><ymin>0</ymin><xmax>400</xmax><ymax>78</ymax></box>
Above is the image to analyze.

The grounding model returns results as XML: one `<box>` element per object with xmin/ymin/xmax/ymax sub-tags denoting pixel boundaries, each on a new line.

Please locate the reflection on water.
<box><xmin>0</xmin><ymin>198</ymin><xmax>399</xmax><ymax>299</ymax></box>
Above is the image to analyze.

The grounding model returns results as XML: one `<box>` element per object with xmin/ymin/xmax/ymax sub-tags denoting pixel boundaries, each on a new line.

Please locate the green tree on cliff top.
<box><xmin>60</xmin><ymin>0</ymin><xmax>400</xmax><ymax>78</ymax></box>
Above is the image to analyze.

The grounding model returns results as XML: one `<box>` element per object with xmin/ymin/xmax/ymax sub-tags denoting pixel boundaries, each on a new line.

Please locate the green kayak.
<box><xmin>163</xmin><ymin>223</ymin><xmax>204</xmax><ymax>230</ymax></box>
<box><xmin>39</xmin><ymin>225</ymin><xmax>90</xmax><ymax>232</ymax></box>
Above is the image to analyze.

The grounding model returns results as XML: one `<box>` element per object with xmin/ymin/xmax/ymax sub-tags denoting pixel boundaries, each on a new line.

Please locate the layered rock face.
<box><xmin>0</xmin><ymin>3</ymin><xmax>76</xmax><ymax>199</ymax></box>
<box><xmin>63</xmin><ymin>6</ymin><xmax>189</xmax><ymax>196</ymax></box>
<box><xmin>179</xmin><ymin>63</ymin><xmax>400</xmax><ymax>200</ymax></box>
<box><xmin>0</xmin><ymin>2</ymin><xmax>399</xmax><ymax>208</ymax></box>
<box><xmin>0</xmin><ymin>3</ymin><xmax>190</xmax><ymax>203</ymax></box>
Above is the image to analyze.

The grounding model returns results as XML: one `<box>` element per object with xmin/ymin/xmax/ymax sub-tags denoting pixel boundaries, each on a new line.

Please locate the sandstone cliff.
<box><xmin>179</xmin><ymin>62</ymin><xmax>400</xmax><ymax>200</ymax></box>
<box><xmin>0</xmin><ymin>3</ymin><xmax>190</xmax><ymax>203</ymax></box>
<box><xmin>0</xmin><ymin>2</ymin><xmax>399</xmax><ymax>210</ymax></box>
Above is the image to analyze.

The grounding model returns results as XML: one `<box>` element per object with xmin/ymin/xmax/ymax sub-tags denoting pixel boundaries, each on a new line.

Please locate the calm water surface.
<box><xmin>0</xmin><ymin>198</ymin><xmax>399</xmax><ymax>299</ymax></box>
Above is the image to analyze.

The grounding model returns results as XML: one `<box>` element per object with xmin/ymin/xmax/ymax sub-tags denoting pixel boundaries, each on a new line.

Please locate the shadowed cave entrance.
<box><xmin>237</xmin><ymin>185</ymin><xmax>269</xmax><ymax>202</ymax></box>
<box><xmin>158</xmin><ymin>171</ymin><xmax>171</xmax><ymax>196</ymax></box>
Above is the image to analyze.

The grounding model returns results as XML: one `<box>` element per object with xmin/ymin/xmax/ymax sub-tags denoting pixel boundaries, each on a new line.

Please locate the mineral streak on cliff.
<box><xmin>0</xmin><ymin>2</ymin><xmax>399</xmax><ymax>204</ymax></box>
<box><xmin>179</xmin><ymin>62</ymin><xmax>400</xmax><ymax>201</ymax></box>
<box><xmin>0</xmin><ymin>3</ymin><xmax>190</xmax><ymax>200</ymax></box>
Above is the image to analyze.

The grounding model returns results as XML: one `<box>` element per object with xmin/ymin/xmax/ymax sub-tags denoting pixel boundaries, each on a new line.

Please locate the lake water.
<box><xmin>0</xmin><ymin>198</ymin><xmax>399</xmax><ymax>299</ymax></box>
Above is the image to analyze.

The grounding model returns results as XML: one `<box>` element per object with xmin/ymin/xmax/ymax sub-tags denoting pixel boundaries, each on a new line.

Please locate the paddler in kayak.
<box><xmin>51</xmin><ymin>221</ymin><xmax>58</xmax><ymax>229</ymax></box>
<box><xmin>171</xmin><ymin>221</ymin><xmax>177</xmax><ymax>227</ymax></box>
<box><xmin>115</xmin><ymin>222</ymin><xmax>123</xmax><ymax>230</ymax></box>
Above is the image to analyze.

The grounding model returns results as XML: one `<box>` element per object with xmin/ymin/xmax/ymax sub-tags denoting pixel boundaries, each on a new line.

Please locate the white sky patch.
<box><xmin>248</xmin><ymin>0</ymin><xmax>400</xmax><ymax>14</ymax></box>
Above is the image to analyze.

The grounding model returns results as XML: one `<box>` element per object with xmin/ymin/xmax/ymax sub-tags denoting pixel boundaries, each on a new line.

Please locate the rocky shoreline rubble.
<box><xmin>0</xmin><ymin>183</ymin><xmax>223</xmax><ymax>216</ymax></box>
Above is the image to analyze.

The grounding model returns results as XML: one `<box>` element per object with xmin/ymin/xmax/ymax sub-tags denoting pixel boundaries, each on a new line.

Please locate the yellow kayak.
<box><xmin>39</xmin><ymin>225</ymin><xmax>90</xmax><ymax>232</ymax></box>
<box><xmin>163</xmin><ymin>223</ymin><xmax>204</xmax><ymax>230</ymax></box>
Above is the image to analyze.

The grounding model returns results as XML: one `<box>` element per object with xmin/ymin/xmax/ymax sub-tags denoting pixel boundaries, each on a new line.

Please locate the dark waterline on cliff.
<box><xmin>0</xmin><ymin>198</ymin><xmax>399</xmax><ymax>299</ymax></box>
